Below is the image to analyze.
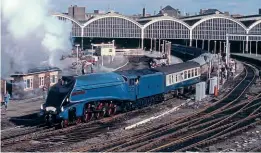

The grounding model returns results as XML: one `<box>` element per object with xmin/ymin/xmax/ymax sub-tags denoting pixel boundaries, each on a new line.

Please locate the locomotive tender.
<box><xmin>40</xmin><ymin>61</ymin><xmax>201</xmax><ymax>128</ymax></box>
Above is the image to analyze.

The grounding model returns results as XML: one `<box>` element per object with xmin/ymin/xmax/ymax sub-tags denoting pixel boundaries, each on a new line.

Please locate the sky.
<box><xmin>51</xmin><ymin>0</ymin><xmax>261</xmax><ymax>16</ymax></box>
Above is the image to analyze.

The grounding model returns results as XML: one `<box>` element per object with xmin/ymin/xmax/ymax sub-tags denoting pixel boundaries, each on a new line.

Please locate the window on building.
<box><xmin>24</xmin><ymin>78</ymin><xmax>33</xmax><ymax>89</ymax></box>
<box><xmin>50</xmin><ymin>75</ymin><xmax>57</xmax><ymax>84</ymax></box>
<box><xmin>109</xmin><ymin>49</ymin><xmax>112</xmax><ymax>52</ymax></box>
<box><xmin>188</xmin><ymin>70</ymin><xmax>191</xmax><ymax>78</ymax></box>
<box><xmin>39</xmin><ymin>77</ymin><xmax>44</xmax><ymax>87</ymax></box>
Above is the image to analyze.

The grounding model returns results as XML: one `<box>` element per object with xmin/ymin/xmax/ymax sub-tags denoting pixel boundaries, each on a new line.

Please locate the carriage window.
<box><xmin>129</xmin><ymin>79</ymin><xmax>135</xmax><ymax>86</ymax></box>
<box><xmin>172</xmin><ymin>75</ymin><xmax>174</xmax><ymax>83</ymax></box>
<box><xmin>180</xmin><ymin>72</ymin><xmax>184</xmax><ymax>80</ymax></box>
<box><xmin>192</xmin><ymin>69</ymin><xmax>194</xmax><ymax>77</ymax></box>
<box><xmin>198</xmin><ymin>68</ymin><xmax>201</xmax><ymax>75</ymax></box>
<box><xmin>188</xmin><ymin>70</ymin><xmax>191</xmax><ymax>78</ymax></box>
<box><xmin>184</xmin><ymin>71</ymin><xmax>187</xmax><ymax>79</ymax></box>
<box><xmin>195</xmin><ymin>68</ymin><xmax>198</xmax><ymax>76</ymax></box>
<box><xmin>169</xmin><ymin>75</ymin><xmax>171</xmax><ymax>84</ymax></box>
<box><xmin>176</xmin><ymin>75</ymin><xmax>178</xmax><ymax>82</ymax></box>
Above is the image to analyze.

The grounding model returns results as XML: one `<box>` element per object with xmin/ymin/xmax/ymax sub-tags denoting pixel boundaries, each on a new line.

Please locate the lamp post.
<box><xmin>75</xmin><ymin>44</ymin><xmax>80</xmax><ymax>75</ymax></box>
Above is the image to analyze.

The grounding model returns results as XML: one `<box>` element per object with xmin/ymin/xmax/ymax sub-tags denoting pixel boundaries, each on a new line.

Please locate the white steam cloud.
<box><xmin>1</xmin><ymin>0</ymin><xmax>72</xmax><ymax>78</ymax></box>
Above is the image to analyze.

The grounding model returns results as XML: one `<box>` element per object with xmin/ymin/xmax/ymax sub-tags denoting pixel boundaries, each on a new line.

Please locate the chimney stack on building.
<box><xmin>143</xmin><ymin>8</ymin><xmax>146</xmax><ymax>17</ymax></box>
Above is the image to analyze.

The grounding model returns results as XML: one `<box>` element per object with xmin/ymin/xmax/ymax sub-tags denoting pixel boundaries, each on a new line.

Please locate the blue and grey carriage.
<box><xmin>40</xmin><ymin>61</ymin><xmax>201</xmax><ymax>127</ymax></box>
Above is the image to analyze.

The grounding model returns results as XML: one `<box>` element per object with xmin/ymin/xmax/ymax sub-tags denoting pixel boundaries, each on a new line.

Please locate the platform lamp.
<box><xmin>75</xmin><ymin>44</ymin><xmax>80</xmax><ymax>75</ymax></box>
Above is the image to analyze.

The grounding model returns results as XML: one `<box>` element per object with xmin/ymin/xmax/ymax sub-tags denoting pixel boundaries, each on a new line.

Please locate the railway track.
<box><xmin>71</xmin><ymin>63</ymin><xmax>258</xmax><ymax>152</ymax></box>
<box><xmin>1</xmin><ymin>102</ymin><xmax>170</xmax><ymax>152</ymax></box>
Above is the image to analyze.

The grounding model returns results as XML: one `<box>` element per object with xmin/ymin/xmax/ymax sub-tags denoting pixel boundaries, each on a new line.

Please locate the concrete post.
<box><xmin>214</xmin><ymin>41</ymin><xmax>217</xmax><ymax>54</ymax></box>
<box><xmin>141</xmin><ymin>30</ymin><xmax>144</xmax><ymax>50</ymax></box>
<box><xmin>246</xmin><ymin>36</ymin><xmax>249</xmax><ymax>54</ymax></box>
<box><xmin>81</xmin><ymin>37</ymin><xmax>84</xmax><ymax>50</ymax></box>
<box><xmin>226</xmin><ymin>35</ymin><xmax>229</xmax><ymax>65</ymax></box>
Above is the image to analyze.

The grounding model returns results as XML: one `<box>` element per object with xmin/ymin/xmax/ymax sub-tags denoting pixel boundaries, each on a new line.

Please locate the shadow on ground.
<box><xmin>7</xmin><ymin>112</ymin><xmax>43</xmax><ymax>127</ymax></box>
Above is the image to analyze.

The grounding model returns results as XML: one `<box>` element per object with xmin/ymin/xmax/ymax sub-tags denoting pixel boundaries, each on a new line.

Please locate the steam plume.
<box><xmin>1</xmin><ymin>0</ymin><xmax>72</xmax><ymax>78</ymax></box>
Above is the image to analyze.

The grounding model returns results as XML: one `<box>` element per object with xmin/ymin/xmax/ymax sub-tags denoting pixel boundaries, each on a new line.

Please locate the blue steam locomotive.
<box><xmin>40</xmin><ymin>61</ymin><xmax>201</xmax><ymax>128</ymax></box>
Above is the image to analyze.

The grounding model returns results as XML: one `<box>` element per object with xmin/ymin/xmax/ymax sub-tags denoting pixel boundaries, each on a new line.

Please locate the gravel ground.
<box><xmin>199</xmin><ymin>77</ymin><xmax>261</xmax><ymax>152</ymax></box>
<box><xmin>54</xmin><ymin>97</ymin><xmax>199</xmax><ymax>152</ymax></box>
<box><xmin>202</xmin><ymin>125</ymin><xmax>261</xmax><ymax>152</ymax></box>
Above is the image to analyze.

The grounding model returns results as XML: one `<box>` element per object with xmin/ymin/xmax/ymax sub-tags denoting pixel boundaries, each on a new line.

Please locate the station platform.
<box><xmin>231</xmin><ymin>53</ymin><xmax>261</xmax><ymax>62</ymax></box>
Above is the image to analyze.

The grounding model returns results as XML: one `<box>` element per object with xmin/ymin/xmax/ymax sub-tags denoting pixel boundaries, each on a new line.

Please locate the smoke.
<box><xmin>142</xmin><ymin>51</ymin><xmax>183</xmax><ymax>64</ymax></box>
<box><xmin>1</xmin><ymin>0</ymin><xmax>72</xmax><ymax>78</ymax></box>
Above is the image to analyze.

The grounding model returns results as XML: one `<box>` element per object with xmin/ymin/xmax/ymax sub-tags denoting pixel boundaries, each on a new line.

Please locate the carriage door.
<box><xmin>129</xmin><ymin>78</ymin><xmax>137</xmax><ymax>100</ymax></box>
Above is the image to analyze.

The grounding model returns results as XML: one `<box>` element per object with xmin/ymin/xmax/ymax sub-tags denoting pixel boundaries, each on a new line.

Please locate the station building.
<box><xmin>52</xmin><ymin>6</ymin><xmax>261</xmax><ymax>54</ymax></box>
<box><xmin>10</xmin><ymin>67</ymin><xmax>61</xmax><ymax>100</ymax></box>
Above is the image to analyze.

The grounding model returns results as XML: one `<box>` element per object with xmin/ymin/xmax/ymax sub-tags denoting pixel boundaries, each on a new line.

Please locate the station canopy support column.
<box><xmin>226</xmin><ymin>34</ymin><xmax>261</xmax><ymax>65</ymax></box>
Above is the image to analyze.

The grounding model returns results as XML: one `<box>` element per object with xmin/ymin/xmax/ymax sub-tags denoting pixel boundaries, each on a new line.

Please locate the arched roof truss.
<box><xmin>192</xmin><ymin>15</ymin><xmax>247</xmax><ymax>40</ymax></box>
<box><xmin>143</xmin><ymin>18</ymin><xmax>190</xmax><ymax>39</ymax></box>
<box><xmin>52</xmin><ymin>13</ymin><xmax>83</xmax><ymax>37</ymax></box>
<box><xmin>248</xmin><ymin>20</ymin><xmax>261</xmax><ymax>41</ymax></box>
<box><xmin>83</xmin><ymin>13</ymin><xmax>142</xmax><ymax>38</ymax></box>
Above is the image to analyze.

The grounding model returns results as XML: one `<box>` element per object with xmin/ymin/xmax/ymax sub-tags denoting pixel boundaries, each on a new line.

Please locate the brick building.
<box><xmin>10</xmin><ymin>67</ymin><xmax>61</xmax><ymax>100</ymax></box>
<box><xmin>68</xmin><ymin>5</ymin><xmax>86</xmax><ymax>21</ymax></box>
